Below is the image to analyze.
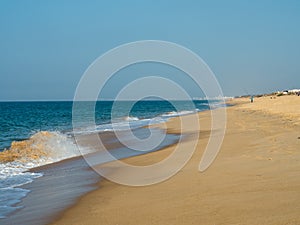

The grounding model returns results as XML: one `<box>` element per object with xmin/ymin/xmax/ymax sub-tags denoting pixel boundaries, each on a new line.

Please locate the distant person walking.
<box><xmin>250</xmin><ymin>95</ymin><xmax>254</xmax><ymax>103</ymax></box>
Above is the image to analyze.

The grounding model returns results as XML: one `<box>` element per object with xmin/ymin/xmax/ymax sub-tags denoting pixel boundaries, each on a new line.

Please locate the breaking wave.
<box><xmin>0</xmin><ymin>131</ymin><xmax>91</xmax><ymax>218</ymax></box>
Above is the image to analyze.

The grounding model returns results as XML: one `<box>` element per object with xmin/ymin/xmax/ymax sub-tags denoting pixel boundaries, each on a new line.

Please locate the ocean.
<box><xmin>0</xmin><ymin>100</ymin><xmax>216</xmax><ymax>224</ymax></box>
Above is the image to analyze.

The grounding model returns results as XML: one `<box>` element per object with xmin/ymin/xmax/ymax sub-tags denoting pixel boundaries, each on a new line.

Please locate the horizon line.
<box><xmin>0</xmin><ymin>97</ymin><xmax>232</xmax><ymax>102</ymax></box>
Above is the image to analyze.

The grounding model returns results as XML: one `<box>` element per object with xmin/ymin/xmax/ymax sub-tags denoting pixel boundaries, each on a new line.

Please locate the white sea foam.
<box><xmin>0</xmin><ymin>131</ymin><xmax>92</xmax><ymax>218</ymax></box>
<box><xmin>124</xmin><ymin>116</ymin><xmax>139</xmax><ymax>121</ymax></box>
<box><xmin>160</xmin><ymin>110</ymin><xmax>197</xmax><ymax>117</ymax></box>
<box><xmin>71</xmin><ymin>109</ymin><xmax>201</xmax><ymax>135</ymax></box>
<box><xmin>0</xmin><ymin>104</ymin><xmax>214</xmax><ymax>218</ymax></box>
<box><xmin>0</xmin><ymin>100</ymin><xmax>225</xmax><ymax>219</ymax></box>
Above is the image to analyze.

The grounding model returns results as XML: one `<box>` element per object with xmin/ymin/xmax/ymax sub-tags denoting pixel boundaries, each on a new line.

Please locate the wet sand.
<box><xmin>51</xmin><ymin>96</ymin><xmax>300</xmax><ymax>225</ymax></box>
<box><xmin>1</xmin><ymin>128</ymin><xmax>179</xmax><ymax>225</ymax></box>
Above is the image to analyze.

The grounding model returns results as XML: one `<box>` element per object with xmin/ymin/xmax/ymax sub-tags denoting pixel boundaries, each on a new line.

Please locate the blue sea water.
<box><xmin>0</xmin><ymin>100</ymin><xmax>217</xmax><ymax>221</ymax></box>
<box><xmin>0</xmin><ymin>100</ymin><xmax>211</xmax><ymax>150</ymax></box>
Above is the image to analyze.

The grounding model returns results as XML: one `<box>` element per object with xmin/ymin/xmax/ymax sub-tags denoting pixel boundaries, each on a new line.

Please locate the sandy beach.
<box><xmin>51</xmin><ymin>95</ymin><xmax>300</xmax><ymax>225</ymax></box>
<box><xmin>1</xmin><ymin>1</ymin><xmax>300</xmax><ymax>224</ymax></box>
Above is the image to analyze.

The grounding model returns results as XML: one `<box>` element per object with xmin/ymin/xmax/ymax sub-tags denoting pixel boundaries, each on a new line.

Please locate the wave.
<box><xmin>160</xmin><ymin>110</ymin><xmax>198</xmax><ymax>118</ymax></box>
<box><xmin>0</xmin><ymin>131</ymin><xmax>93</xmax><ymax>185</ymax></box>
<box><xmin>71</xmin><ymin>109</ymin><xmax>202</xmax><ymax>135</ymax></box>
<box><xmin>0</xmin><ymin>100</ymin><xmax>222</xmax><ymax>218</ymax></box>
<box><xmin>0</xmin><ymin>131</ymin><xmax>88</xmax><ymax>164</ymax></box>
<box><xmin>124</xmin><ymin>116</ymin><xmax>139</xmax><ymax>121</ymax></box>
<box><xmin>0</xmin><ymin>131</ymin><xmax>92</xmax><ymax>218</ymax></box>
<box><xmin>0</xmin><ymin>107</ymin><xmax>206</xmax><ymax>180</ymax></box>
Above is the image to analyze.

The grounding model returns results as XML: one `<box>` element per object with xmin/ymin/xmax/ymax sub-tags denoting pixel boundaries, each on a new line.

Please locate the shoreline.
<box><xmin>1</xmin><ymin>127</ymin><xmax>181</xmax><ymax>225</ymax></box>
<box><xmin>51</xmin><ymin>96</ymin><xmax>300</xmax><ymax>225</ymax></box>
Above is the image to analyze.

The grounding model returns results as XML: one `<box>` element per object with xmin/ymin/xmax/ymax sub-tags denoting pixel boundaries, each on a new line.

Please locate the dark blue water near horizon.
<box><xmin>0</xmin><ymin>100</ymin><xmax>211</xmax><ymax>151</ymax></box>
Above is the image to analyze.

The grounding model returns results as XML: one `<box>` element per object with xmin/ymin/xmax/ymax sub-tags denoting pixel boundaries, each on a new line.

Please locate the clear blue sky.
<box><xmin>0</xmin><ymin>0</ymin><xmax>299</xmax><ymax>100</ymax></box>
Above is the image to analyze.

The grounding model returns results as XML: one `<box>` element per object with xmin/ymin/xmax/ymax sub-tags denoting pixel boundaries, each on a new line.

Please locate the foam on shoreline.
<box><xmin>0</xmin><ymin>131</ymin><xmax>91</xmax><ymax>219</ymax></box>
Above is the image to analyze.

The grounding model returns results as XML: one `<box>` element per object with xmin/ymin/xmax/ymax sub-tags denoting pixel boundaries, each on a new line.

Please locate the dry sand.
<box><xmin>51</xmin><ymin>95</ymin><xmax>300</xmax><ymax>225</ymax></box>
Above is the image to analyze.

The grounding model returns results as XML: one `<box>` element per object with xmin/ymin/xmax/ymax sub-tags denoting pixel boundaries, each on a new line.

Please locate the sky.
<box><xmin>0</xmin><ymin>0</ymin><xmax>300</xmax><ymax>100</ymax></box>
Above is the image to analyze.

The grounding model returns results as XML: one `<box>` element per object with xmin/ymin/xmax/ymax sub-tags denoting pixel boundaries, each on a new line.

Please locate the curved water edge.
<box><xmin>0</xmin><ymin>131</ymin><xmax>92</xmax><ymax>219</ymax></box>
<box><xmin>0</xmin><ymin>110</ymin><xmax>189</xmax><ymax>219</ymax></box>
<box><xmin>0</xmin><ymin>127</ymin><xmax>180</xmax><ymax>225</ymax></box>
<box><xmin>0</xmin><ymin>100</ymin><xmax>226</xmax><ymax>221</ymax></box>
